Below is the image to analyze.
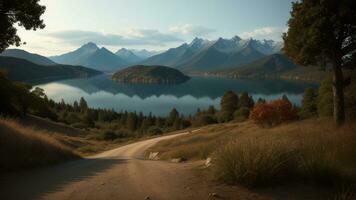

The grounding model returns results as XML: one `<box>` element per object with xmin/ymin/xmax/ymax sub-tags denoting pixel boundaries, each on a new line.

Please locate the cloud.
<box><xmin>240</xmin><ymin>27</ymin><xmax>286</xmax><ymax>41</ymax></box>
<box><xmin>45</xmin><ymin>29</ymin><xmax>183</xmax><ymax>46</ymax></box>
<box><xmin>169</xmin><ymin>24</ymin><xmax>215</xmax><ymax>36</ymax></box>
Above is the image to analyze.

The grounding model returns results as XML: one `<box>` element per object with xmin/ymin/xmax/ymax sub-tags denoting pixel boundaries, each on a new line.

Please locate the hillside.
<box><xmin>50</xmin><ymin>42</ymin><xmax>128</xmax><ymax>71</ymax></box>
<box><xmin>0</xmin><ymin>49</ymin><xmax>57</xmax><ymax>66</ymax></box>
<box><xmin>0</xmin><ymin>56</ymin><xmax>102</xmax><ymax>83</ymax></box>
<box><xmin>112</xmin><ymin>65</ymin><xmax>190</xmax><ymax>84</ymax></box>
<box><xmin>213</xmin><ymin>54</ymin><xmax>328</xmax><ymax>81</ymax></box>
<box><xmin>147</xmin><ymin>118</ymin><xmax>356</xmax><ymax>199</ymax></box>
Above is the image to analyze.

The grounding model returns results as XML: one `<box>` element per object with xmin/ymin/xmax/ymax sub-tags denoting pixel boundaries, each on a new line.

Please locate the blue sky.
<box><xmin>16</xmin><ymin>0</ymin><xmax>294</xmax><ymax>56</ymax></box>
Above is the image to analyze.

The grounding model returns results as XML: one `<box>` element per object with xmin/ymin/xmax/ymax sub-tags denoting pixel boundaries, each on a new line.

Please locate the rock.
<box><xmin>205</xmin><ymin>157</ymin><xmax>212</xmax><ymax>167</ymax></box>
<box><xmin>171</xmin><ymin>158</ymin><xmax>185</xmax><ymax>163</ymax></box>
<box><xmin>148</xmin><ymin>152</ymin><xmax>159</xmax><ymax>160</ymax></box>
<box><xmin>209</xmin><ymin>192</ymin><xmax>219</xmax><ymax>198</ymax></box>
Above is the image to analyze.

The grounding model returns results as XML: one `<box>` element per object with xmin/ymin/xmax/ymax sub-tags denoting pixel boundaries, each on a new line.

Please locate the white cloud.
<box><xmin>45</xmin><ymin>29</ymin><xmax>183</xmax><ymax>46</ymax></box>
<box><xmin>240</xmin><ymin>27</ymin><xmax>286</xmax><ymax>41</ymax></box>
<box><xmin>169</xmin><ymin>24</ymin><xmax>215</xmax><ymax>36</ymax></box>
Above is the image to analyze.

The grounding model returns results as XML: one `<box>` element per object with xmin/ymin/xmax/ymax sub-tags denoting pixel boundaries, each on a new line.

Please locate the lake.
<box><xmin>36</xmin><ymin>75</ymin><xmax>319</xmax><ymax>117</ymax></box>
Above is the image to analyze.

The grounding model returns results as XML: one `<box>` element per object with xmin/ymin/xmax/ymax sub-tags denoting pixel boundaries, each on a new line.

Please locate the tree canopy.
<box><xmin>0</xmin><ymin>0</ymin><xmax>46</xmax><ymax>52</ymax></box>
<box><xmin>283</xmin><ymin>0</ymin><xmax>356</xmax><ymax>125</ymax></box>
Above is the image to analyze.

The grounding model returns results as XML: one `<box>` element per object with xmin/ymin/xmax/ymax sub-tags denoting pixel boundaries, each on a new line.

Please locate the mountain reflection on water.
<box><xmin>36</xmin><ymin>75</ymin><xmax>318</xmax><ymax>116</ymax></box>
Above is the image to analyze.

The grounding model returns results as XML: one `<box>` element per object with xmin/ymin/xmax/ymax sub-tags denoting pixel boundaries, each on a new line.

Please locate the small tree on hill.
<box><xmin>283</xmin><ymin>0</ymin><xmax>356</xmax><ymax>125</ymax></box>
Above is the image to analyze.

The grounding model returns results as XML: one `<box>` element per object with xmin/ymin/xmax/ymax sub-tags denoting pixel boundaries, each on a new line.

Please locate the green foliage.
<box><xmin>299</xmin><ymin>88</ymin><xmax>318</xmax><ymax>119</ymax></box>
<box><xmin>0</xmin><ymin>0</ymin><xmax>46</xmax><ymax>52</ymax></box>
<box><xmin>219</xmin><ymin>90</ymin><xmax>238</xmax><ymax>122</ymax></box>
<box><xmin>167</xmin><ymin>108</ymin><xmax>179</xmax><ymax>126</ymax></box>
<box><xmin>317</xmin><ymin>77</ymin><xmax>334</xmax><ymax>117</ymax></box>
<box><xmin>238</xmin><ymin>91</ymin><xmax>254</xmax><ymax>109</ymax></box>
<box><xmin>234</xmin><ymin>107</ymin><xmax>250</xmax><ymax>121</ymax></box>
<box><xmin>283</xmin><ymin>0</ymin><xmax>356</xmax><ymax>125</ymax></box>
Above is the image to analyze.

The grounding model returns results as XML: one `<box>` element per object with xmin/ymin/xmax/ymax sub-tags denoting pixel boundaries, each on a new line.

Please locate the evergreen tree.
<box><xmin>167</xmin><ymin>108</ymin><xmax>179</xmax><ymax>126</ymax></box>
<box><xmin>299</xmin><ymin>88</ymin><xmax>318</xmax><ymax>119</ymax></box>
<box><xmin>219</xmin><ymin>90</ymin><xmax>238</xmax><ymax>122</ymax></box>
<box><xmin>79</xmin><ymin>97</ymin><xmax>88</xmax><ymax>112</ymax></box>
<box><xmin>239</xmin><ymin>91</ymin><xmax>254</xmax><ymax>109</ymax></box>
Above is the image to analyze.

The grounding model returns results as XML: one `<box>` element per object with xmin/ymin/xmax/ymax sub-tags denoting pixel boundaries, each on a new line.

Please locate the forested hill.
<box><xmin>112</xmin><ymin>65</ymin><xmax>190</xmax><ymax>84</ymax></box>
<box><xmin>0</xmin><ymin>56</ymin><xmax>102</xmax><ymax>83</ymax></box>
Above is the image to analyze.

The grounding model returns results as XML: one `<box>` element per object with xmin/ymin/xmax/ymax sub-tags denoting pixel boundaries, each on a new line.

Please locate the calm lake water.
<box><xmin>36</xmin><ymin>75</ymin><xmax>319</xmax><ymax>117</ymax></box>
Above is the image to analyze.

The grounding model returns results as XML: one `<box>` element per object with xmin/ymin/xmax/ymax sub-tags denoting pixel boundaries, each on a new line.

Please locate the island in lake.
<box><xmin>112</xmin><ymin>65</ymin><xmax>190</xmax><ymax>84</ymax></box>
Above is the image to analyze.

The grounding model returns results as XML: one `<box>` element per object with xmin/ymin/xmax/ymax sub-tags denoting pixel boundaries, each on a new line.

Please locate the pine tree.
<box><xmin>219</xmin><ymin>90</ymin><xmax>238</xmax><ymax>122</ymax></box>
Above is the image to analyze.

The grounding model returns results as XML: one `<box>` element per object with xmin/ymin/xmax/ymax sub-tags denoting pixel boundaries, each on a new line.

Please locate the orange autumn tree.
<box><xmin>249</xmin><ymin>98</ymin><xmax>298</xmax><ymax>126</ymax></box>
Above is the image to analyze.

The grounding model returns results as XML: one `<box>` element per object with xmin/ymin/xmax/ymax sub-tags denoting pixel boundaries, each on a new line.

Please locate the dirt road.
<box><xmin>0</xmin><ymin>130</ymin><xmax>219</xmax><ymax>200</ymax></box>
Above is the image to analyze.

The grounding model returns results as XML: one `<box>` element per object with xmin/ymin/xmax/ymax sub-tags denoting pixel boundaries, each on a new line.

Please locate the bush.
<box><xmin>192</xmin><ymin>114</ymin><xmax>217</xmax><ymax>127</ymax></box>
<box><xmin>97</xmin><ymin>130</ymin><xmax>120</xmax><ymax>141</ymax></box>
<box><xmin>249</xmin><ymin>99</ymin><xmax>298</xmax><ymax>126</ymax></box>
<box><xmin>147</xmin><ymin>126</ymin><xmax>163</xmax><ymax>135</ymax></box>
<box><xmin>234</xmin><ymin>107</ymin><xmax>250</xmax><ymax>121</ymax></box>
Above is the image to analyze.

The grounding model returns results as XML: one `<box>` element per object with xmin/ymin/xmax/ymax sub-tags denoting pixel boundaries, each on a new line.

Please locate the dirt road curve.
<box><xmin>0</xmin><ymin>130</ymin><xmax>221</xmax><ymax>200</ymax></box>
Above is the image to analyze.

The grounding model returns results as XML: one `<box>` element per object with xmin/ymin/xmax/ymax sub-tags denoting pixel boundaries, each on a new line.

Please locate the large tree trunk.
<box><xmin>332</xmin><ymin>64</ymin><xmax>345</xmax><ymax>126</ymax></box>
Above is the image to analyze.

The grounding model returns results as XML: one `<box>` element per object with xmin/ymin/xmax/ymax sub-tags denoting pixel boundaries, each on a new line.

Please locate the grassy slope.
<box><xmin>0</xmin><ymin>118</ymin><xmax>80</xmax><ymax>171</ymax></box>
<box><xmin>0</xmin><ymin>116</ymin><xmax>138</xmax><ymax>172</ymax></box>
<box><xmin>147</xmin><ymin>118</ymin><xmax>356</xmax><ymax>197</ymax></box>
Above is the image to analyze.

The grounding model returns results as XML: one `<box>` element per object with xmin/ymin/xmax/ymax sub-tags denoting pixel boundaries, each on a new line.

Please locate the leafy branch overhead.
<box><xmin>0</xmin><ymin>0</ymin><xmax>46</xmax><ymax>52</ymax></box>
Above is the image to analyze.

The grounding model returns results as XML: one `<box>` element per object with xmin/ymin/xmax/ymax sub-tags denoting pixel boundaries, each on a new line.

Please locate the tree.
<box><xmin>299</xmin><ymin>88</ymin><xmax>318</xmax><ymax>119</ymax></box>
<box><xmin>167</xmin><ymin>108</ymin><xmax>179</xmax><ymax>126</ymax></box>
<box><xmin>239</xmin><ymin>91</ymin><xmax>254</xmax><ymax>109</ymax></box>
<box><xmin>283</xmin><ymin>0</ymin><xmax>356</xmax><ymax>125</ymax></box>
<box><xmin>219</xmin><ymin>90</ymin><xmax>238</xmax><ymax>122</ymax></box>
<box><xmin>79</xmin><ymin>97</ymin><xmax>88</xmax><ymax>112</ymax></box>
<box><xmin>0</xmin><ymin>0</ymin><xmax>46</xmax><ymax>52</ymax></box>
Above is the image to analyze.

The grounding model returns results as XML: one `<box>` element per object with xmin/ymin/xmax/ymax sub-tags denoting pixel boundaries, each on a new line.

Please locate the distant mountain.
<box><xmin>0</xmin><ymin>56</ymin><xmax>102</xmax><ymax>83</ymax></box>
<box><xmin>112</xmin><ymin>65</ymin><xmax>190</xmax><ymax>84</ymax></box>
<box><xmin>140</xmin><ymin>36</ymin><xmax>282</xmax><ymax>72</ymax></box>
<box><xmin>224</xmin><ymin>54</ymin><xmax>297</xmax><ymax>78</ymax></box>
<box><xmin>1</xmin><ymin>49</ymin><xmax>57</xmax><ymax>66</ymax></box>
<box><xmin>115</xmin><ymin>48</ymin><xmax>142</xmax><ymax>63</ymax></box>
<box><xmin>130</xmin><ymin>49</ymin><xmax>160</xmax><ymax>59</ymax></box>
<box><xmin>50</xmin><ymin>42</ymin><xmax>127</xmax><ymax>71</ymax></box>
<box><xmin>213</xmin><ymin>53</ymin><xmax>328</xmax><ymax>81</ymax></box>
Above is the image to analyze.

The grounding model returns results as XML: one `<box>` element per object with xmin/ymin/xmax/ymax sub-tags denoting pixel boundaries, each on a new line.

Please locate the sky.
<box><xmin>14</xmin><ymin>0</ymin><xmax>294</xmax><ymax>56</ymax></box>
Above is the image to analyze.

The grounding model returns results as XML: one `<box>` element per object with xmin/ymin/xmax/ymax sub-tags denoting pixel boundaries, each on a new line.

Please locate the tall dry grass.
<box><xmin>0</xmin><ymin>117</ymin><xmax>80</xmax><ymax>171</ymax></box>
<box><xmin>212</xmin><ymin>119</ymin><xmax>356</xmax><ymax>189</ymax></box>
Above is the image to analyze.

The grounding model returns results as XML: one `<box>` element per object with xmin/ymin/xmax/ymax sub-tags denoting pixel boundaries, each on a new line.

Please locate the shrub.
<box><xmin>147</xmin><ymin>126</ymin><xmax>163</xmax><ymax>135</ymax></box>
<box><xmin>192</xmin><ymin>114</ymin><xmax>217</xmax><ymax>127</ymax></box>
<box><xmin>249</xmin><ymin>99</ymin><xmax>298</xmax><ymax>126</ymax></box>
<box><xmin>234</xmin><ymin>107</ymin><xmax>250</xmax><ymax>121</ymax></box>
<box><xmin>97</xmin><ymin>130</ymin><xmax>120</xmax><ymax>141</ymax></box>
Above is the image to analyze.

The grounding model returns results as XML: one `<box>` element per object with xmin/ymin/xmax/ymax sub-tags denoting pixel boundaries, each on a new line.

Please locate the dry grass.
<box><xmin>0</xmin><ymin>117</ymin><xmax>80</xmax><ymax>171</ymax></box>
<box><xmin>148</xmin><ymin>118</ymin><xmax>356</xmax><ymax>197</ymax></box>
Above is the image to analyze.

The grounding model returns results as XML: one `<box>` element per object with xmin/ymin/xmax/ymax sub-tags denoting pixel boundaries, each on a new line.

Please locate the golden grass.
<box><xmin>148</xmin><ymin>118</ymin><xmax>356</xmax><ymax>194</ymax></box>
<box><xmin>0</xmin><ymin>117</ymin><xmax>80</xmax><ymax>171</ymax></box>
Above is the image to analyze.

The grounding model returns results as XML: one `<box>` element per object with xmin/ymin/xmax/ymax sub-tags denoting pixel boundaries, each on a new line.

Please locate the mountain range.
<box><xmin>49</xmin><ymin>43</ymin><xmax>160</xmax><ymax>71</ymax></box>
<box><xmin>141</xmin><ymin>36</ymin><xmax>283</xmax><ymax>72</ymax></box>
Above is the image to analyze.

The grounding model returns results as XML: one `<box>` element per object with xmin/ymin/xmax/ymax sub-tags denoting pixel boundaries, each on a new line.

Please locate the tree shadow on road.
<box><xmin>0</xmin><ymin>158</ymin><xmax>127</xmax><ymax>200</ymax></box>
